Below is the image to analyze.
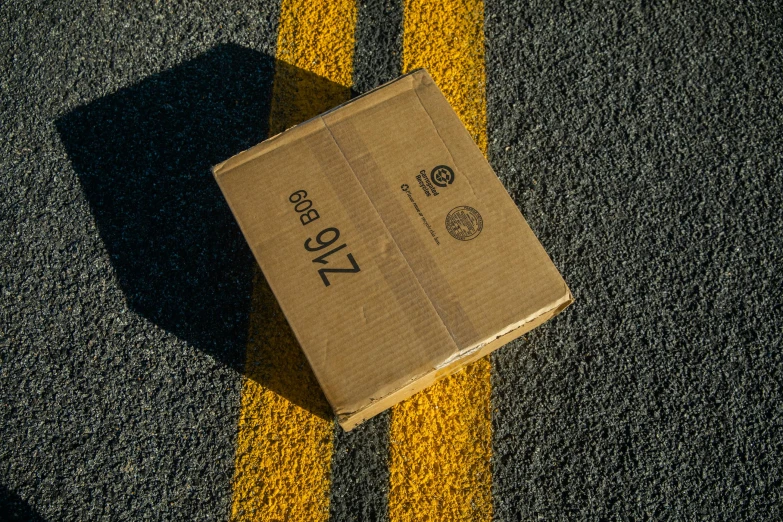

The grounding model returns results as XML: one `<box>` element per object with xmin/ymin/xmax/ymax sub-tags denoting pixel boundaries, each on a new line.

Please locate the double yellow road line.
<box><xmin>232</xmin><ymin>0</ymin><xmax>491</xmax><ymax>519</ymax></box>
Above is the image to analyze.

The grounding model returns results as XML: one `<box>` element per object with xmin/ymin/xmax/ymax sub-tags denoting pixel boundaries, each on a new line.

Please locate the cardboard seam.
<box><xmin>318</xmin><ymin>115</ymin><xmax>460</xmax><ymax>350</ymax></box>
<box><xmin>411</xmin><ymin>78</ymin><xmax>462</xmax><ymax>188</ymax></box>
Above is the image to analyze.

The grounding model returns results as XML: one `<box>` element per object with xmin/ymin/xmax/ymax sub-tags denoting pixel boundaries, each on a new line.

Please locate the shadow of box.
<box><xmin>57</xmin><ymin>44</ymin><xmax>349</xmax><ymax>419</ymax></box>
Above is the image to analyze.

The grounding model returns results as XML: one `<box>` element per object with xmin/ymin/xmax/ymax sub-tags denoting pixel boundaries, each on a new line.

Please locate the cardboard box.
<box><xmin>213</xmin><ymin>69</ymin><xmax>572</xmax><ymax>430</ymax></box>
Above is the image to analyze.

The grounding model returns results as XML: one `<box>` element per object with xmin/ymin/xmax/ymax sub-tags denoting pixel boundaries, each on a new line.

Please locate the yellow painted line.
<box><xmin>230</xmin><ymin>0</ymin><xmax>356</xmax><ymax>520</ymax></box>
<box><xmin>389</xmin><ymin>0</ymin><xmax>493</xmax><ymax>521</ymax></box>
<box><xmin>402</xmin><ymin>0</ymin><xmax>488</xmax><ymax>154</ymax></box>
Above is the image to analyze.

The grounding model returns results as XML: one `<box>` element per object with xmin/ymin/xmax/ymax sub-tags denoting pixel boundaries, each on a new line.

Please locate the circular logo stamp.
<box><xmin>445</xmin><ymin>206</ymin><xmax>483</xmax><ymax>241</ymax></box>
<box><xmin>430</xmin><ymin>165</ymin><xmax>455</xmax><ymax>188</ymax></box>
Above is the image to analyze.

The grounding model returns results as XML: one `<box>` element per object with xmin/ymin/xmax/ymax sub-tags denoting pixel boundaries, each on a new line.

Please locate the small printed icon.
<box><xmin>430</xmin><ymin>165</ymin><xmax>455</xmax><ymax>188</ymax></box>
<box><xmin>445</xmin><ymin>206</ymin><xmax>483</xmax><ymax>241</ymax></box>
<box><xmin>401</xmin><ymin>183</ymin><xmax>410</xmax><ymax>191</ymax></box>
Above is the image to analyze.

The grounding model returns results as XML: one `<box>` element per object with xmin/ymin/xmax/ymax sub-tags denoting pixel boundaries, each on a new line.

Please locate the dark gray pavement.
<box><xmin>2</xmin><ymin>0</ymin><xmax>782</xmax><ymax>520</ymax></box>
<box><xmin>1</xmin><ymin>2</ymin><xmax>280</xmax><ymax>520</ymax></box>
<box><xmin>486</xmin><ymin>1</ymin><xmax>783</xmax><ymax>519</ymax></box>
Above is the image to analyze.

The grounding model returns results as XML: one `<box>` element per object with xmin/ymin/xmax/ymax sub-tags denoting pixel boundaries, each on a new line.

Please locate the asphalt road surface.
<box><xmin>2</xmin><ymin>0</ymin><xmax>782</xmax><ymax>520</ymax></box>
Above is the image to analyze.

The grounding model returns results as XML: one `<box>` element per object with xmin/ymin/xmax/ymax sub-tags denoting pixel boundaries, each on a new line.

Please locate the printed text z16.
<box><xmin>289</xmin><ymin>190</ymin><xmax>361</xmax><ymax>287</ymax></box>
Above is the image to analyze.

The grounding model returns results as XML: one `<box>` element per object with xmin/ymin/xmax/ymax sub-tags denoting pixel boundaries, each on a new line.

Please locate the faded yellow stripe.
<box><xmin>230</xmin><ymin>1</ymin><xmax>356</xmax><ymax>520</ymax></box>
<box><xmin>389</xmin><ymin>0</ymin><xmax>492</xmax><ymax>521</ymax></box>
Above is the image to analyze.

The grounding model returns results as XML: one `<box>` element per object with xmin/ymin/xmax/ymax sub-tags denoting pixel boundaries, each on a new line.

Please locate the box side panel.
<box><xmin>214</xmin><ymin>119</ymin><xmax>457</xmax><ymax>415</ymax></box>
<box><xmin>338</xmin><ymin>292</ymin><xmax>573</xmax><ymax>430</ymax></box>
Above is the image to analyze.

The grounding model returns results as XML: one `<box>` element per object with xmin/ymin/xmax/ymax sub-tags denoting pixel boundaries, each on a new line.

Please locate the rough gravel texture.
<box><xmin>486</xmin><ymin>1</ymin><xmax>783</xmax><ymax>520</ymax></box>
<box><xmin>1</xmin><ymin>0</ymin><xmax>782</xmax><ymax>520</ymax></box>
<box><xmin>2</xmin><ymin>2</ymin><xmax>279</xmax><ymax>520</ymax></box>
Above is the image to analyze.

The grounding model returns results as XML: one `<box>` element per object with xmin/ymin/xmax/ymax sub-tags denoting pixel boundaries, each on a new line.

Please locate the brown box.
<box><xmin>213</xmin><ymin>69</ymin><xmax>572</xmax><ymax>430</ymax></box>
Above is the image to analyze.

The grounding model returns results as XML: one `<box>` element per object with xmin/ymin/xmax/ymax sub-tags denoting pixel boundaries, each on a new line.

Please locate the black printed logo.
<box><xmin>430</xmin><ymin>165</ymin><xmax>455</xmax><ymax>188</ymax></box>
<box><xmin>445</xmin><ymin>206</ymin><xmax>483</xmax><ymax>241</ymax></box>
